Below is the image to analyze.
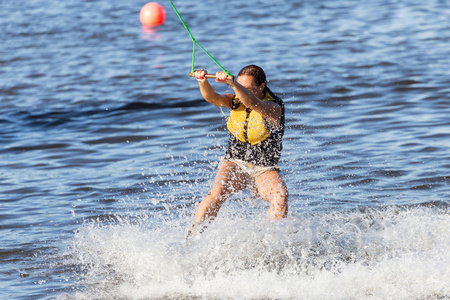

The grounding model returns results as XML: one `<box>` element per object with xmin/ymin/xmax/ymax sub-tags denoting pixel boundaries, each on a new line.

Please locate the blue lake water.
<box><xmin>0</xmin><ymin>0</ymin><xmax>449</xmax><ymax>299</ymax></box>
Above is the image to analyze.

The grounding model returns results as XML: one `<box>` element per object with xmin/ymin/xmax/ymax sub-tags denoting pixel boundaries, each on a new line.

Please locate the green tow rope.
<box><xmin>169</xmin><ymin>0</ymin><xmax>232</xmax><ymax>77</ymax></box>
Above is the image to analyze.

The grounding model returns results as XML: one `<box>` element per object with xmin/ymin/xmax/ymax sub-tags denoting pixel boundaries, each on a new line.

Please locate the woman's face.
<box><xmin>238</xmin><ymin>75</ymin><xmax>265</xmax><ymax>99</ymax></box>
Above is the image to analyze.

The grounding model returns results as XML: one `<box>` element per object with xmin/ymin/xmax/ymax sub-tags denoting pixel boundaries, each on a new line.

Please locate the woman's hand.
<box><xmin>215</xmin><ymin>71</ymin><xmax>234</xmax><ymax>86</ymax></box>
<box><xmin>192</xmin><ymin>69</ymin><xmax>208</xmax><ymax>82</ymax></box>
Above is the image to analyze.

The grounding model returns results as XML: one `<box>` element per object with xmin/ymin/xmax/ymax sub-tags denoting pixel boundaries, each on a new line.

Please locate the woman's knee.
<box><xmin>279</xmin><ymin>184</ymin><xmax>289</xmax><ymax>203</ymax></box>
<box><xmin>273</xmin><ymin>187</ymin><xmax>288</xmax><ymax>209</ymax></box>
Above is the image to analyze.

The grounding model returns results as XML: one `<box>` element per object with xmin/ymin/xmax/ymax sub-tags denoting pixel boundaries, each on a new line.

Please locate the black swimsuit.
<box><xmin>223</xmin><ymin>88</ymin><xmax>285</xmax><ymax>167</ymax></box>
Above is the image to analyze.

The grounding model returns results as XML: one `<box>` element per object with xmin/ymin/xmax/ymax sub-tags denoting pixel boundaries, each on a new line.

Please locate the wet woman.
<box><xmin>188</xmin><ymin>65</ymin><xmax>288</xmax><ymax>237</ymax></box>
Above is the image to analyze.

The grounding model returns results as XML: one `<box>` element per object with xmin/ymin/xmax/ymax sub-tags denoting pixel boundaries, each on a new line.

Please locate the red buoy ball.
<box><xmin>139</xmin><ymin>2</ymin><xmax>166</xmax><ymax>27</ymax></box>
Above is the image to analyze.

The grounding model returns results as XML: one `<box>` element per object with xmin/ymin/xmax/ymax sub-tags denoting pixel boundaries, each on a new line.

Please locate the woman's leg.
<box><xmin>254</xmin><ymin>170</ymin><xmax>288</xmax><ymax>220</ymax></box>
<box><xmin>194</xmin><ymin>161</ymin><xmax>246</xmax><ymax>224</ymax></box>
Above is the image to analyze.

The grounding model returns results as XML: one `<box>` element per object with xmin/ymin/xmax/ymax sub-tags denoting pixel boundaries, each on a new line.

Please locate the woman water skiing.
<box><xmin>188</xmin><ymin>65</ymin><xmax>288</xmax><ymax>237</ymax></box>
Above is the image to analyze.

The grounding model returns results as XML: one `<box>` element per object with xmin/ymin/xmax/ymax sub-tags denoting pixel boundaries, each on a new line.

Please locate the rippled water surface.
<box><xmin>0</xmin><ymin>0</ymin><xmax>449</xmax><ymax>299</ymax></box>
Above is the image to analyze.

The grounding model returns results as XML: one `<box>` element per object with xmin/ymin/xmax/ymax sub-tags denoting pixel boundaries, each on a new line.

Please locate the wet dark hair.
<box><xmin>238</xmin><ymin>64</ymin><xmax>267</xmax><ymax>86</ymax></box>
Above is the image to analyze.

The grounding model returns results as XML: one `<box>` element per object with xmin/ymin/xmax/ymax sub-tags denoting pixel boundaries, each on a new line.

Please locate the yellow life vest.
<box><xmin>227</xmin><ymin>92</ymin><xmax>274</xmax><ymax>145</ymax></box>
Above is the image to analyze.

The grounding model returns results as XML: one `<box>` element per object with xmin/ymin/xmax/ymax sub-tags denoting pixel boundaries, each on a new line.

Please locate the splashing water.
<box><xmin>58</xmin><ymin>202</ymin><xmax>449</xmax><ymax>299</ymax></box>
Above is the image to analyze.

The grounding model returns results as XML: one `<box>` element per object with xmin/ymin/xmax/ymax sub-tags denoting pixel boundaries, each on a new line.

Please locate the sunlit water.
<box><xmin>0</xmin><ymin>0</ymin><xmax>448</xmax><ymax>299</ymax></box>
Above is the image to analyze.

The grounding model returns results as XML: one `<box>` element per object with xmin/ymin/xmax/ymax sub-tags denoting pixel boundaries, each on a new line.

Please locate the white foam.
<box><xmin>61</xmin><ymin>205</ymin><xmax>449</xmax><ymax>299</ymax></box>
